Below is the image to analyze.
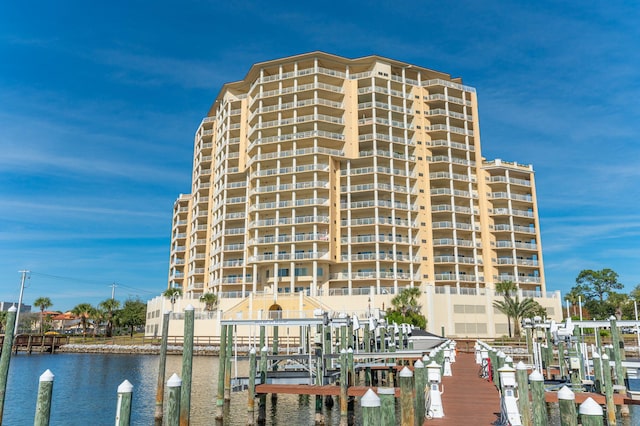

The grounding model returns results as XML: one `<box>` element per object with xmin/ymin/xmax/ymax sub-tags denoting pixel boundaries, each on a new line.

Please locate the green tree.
<box><xmin>118</xmin><ymin>298</ymin><xmax>147</xmax><ymax>337</ymax></box>
<box><xmin>33</xmin><ymin>297</ymin><xmax>53</xmax><ymax>334</ymax></box>
<box><xmin>572</xmin><ymin>268</ymin><xmax>624</xmax><ymax>319</ymax></box>
<box><xmin>199</xmin><ymin>292</ymin><xmax>218</xmax><ymax>311</ymax></box>
<box><xmin>386</xmin><ymin>287</ymin><xmax>426</xmax><ymax>328</ymax></box>
<box><xmin>163</xmin><ymin>287</ymin><xmax>182</xmax><ymax>312</ymax></box>
<box><xmin>71</xmin><ymin>303</ymin><xmax>95</xmax><ymax>336</ymax></box>
<box><xmin>99</xmin><ymin>298</ymin><xmax>121</xmax><ymax>337</ymax></box>
<box><xmin>576</xmin><ymin>268</ymin><xmax>623</xmax><ymax>302</ymax></box>
<box><xmin>493</xmin><ymin>294</ymin><xmax>539</xmax><ymax>338</ymax></box>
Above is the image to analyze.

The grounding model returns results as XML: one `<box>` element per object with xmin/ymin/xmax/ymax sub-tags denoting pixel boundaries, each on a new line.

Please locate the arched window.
<box><xmin>268</xmin><ymin>303</ymin><xmax>283</xmax><ymax>319</ymax></box>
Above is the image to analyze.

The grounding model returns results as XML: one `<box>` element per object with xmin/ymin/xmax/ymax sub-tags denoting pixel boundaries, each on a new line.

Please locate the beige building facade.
<box><xmin>146</xmin><ymin>52</ymin><xmax>561</xmax><ymax>338</ymax></box>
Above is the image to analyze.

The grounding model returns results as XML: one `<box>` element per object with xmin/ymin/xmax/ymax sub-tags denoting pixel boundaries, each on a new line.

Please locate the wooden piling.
<box><xmin>529</xmin><ymin>370</ymin><xmax>547</xmax><ymax>426</ymax></box>
<box><xmin>315</xmin><ymin>324</ymin><xmax>324</xmax><ymax>426</ymax></box>
<box><xmin>34</xmin><ymin>369</ymin><xmax>54</xmax><ymax>426</ymax></box>
<box><xmin>601</xmin><ymin>353</ymin><xmax>616</xmax><ymax>425</ymax></box>
<box><xmin>247</xmin><ymin>347</ymin><xmax>256</xmax><ymax>425</ymax></box>
<box><xmin>414</xmin><ymin>359</ymin><xmax>425</xmax><ymax>424</ymax></box>
<box><xmin>557</xmin><ymin>385</ymin><xmax>577</xmax><ymax>426</ymax></box>
<box><xmin>0</xmin><ymin>306</ymin><xmax>17</xmax><ymax>420</ymax></box>
<box><xmin>258</xmin><ymin>346</ymin><xmax>268</xmax><ymax>424</ymax></box>
<box><xmin>167</xmin><ymin>374</ymin><xmax>182</xmax><ymax>426</ymax></box>
<box><xmin>154</xmin><ymin>311</ymin><xmax>170</xmax><ymax>425</ymax></box>
<box><xmin>545</xmin><ymin>328</ymin><xmax>553</xmax><ymax>380</ymax></box>
<box><xmin>557</xmin><ymin>341</ymin><xmax>565</xmax><ymax>378</ymax></box>
<box><xmin>609</xmin><ymin>317</ymin><xmax>625</xmax><ymax>385</ymax></box>
<box><xmin>225</xmin><ymin>323</ymin><xmax>233</xmax><ymax>402</ymax></box>
<box><xmin>592</xmin><ymin>351</ymin><xmax>602</xmax><ymax>393</ymax></box>
<box><xmin>259</xmin><ymin>325</ymin><xmax>265</xmax><ymax>350</ymax></box>
<box><xmin>399</xmin><ymin>366</ymin><xmax>414</xmax><ymax>426</ymax></box>
<box><xmin>516</xmin><ymin>361</ymin><xmax>532</xmax><ymax>426</ymax></box>
<box><xmin>340</xmin><ymin>349</ymin><xmax>348</xmax><ymax>423</ymax></box>
<box><xmin>579</xmin><ymin>397</ymin><xmax>604</xmax><ymax>426</ymax></box>
<box><xmin>347</xmin><ymin>348</ymin><xmax>354</xmax><ymax>386</ymax></box>
<box><xmin>361</xmin><ymin>388</ymin><xmax>381</xmax><ymax>426</ymax></box>
<box><xmin>115</xmin><ymin>379</ymin><xmax>133</xmax><ymax>426</ymax></box>
<box><xmin>378</xmin><ymin>387</ymin><xmax>395</xmax><ymax>426</ymax></box>
<box><xmin>180</xmin><ymin>305</ymin><xmax>194</xmax><ymax>426</ymax></box>
<box><xmin>215</xmin><ymin>324</ymin><xmax>227</xmax><ymax>420</ymax></box>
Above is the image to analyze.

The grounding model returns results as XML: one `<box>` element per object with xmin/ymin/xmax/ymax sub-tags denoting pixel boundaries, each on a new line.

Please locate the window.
<box><xmin>294</xmin><ymin>267</ymin><xmax>308</xmax><ymax>276</ymax></box>
<box><xmin>278</xmin><ymin>268</ymin><xmax>289</xmax><ymax>277</ymax></box>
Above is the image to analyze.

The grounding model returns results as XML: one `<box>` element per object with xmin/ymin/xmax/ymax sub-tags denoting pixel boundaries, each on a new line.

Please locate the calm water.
<box><xmin>4</xmin><ymin>352</ymin><xmax>640</xmax><ymax>425</ymax></box>
<box><xmin>2</xmin><ymin>352</ymin><xmax>353</xmax><ymax>425</ymax></box>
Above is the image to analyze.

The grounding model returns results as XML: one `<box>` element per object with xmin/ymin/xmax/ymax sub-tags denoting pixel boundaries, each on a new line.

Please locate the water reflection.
<box><xmin>4</xmin><ymin>352</ymin><xmax>638</xmax><ymax>425</ymax></box>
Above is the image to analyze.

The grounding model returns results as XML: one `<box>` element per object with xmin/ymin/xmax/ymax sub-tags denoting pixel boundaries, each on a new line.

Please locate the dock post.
<box><xmin>167</xmin><ymin>374</ymin><xmax>182</xmax><ymax>426</ymax></box>
<box><xmin>557</xmin><ymin>386</ymin><xmax>577</xmax><ymax>426</ymax></box>
<box><xmin>592</xmin><ymin>351</ymin><xmax>602</xmax><ymax>393</ymax></box>
<box><xmin>247</xmin><ymin>347</ymin><xmax>256</xmax><ymax>425</ymax></box>
<box><xmin>258</xmin><ymin>346</ymin><xmax>268</xmax><ymax>424</ymax></box>
<box><xmin>115</xmin><ymin>379</ymin><xmax>133</xmax><ymax>426</ymax></box>
<box><xmin>181</xmin><ymin>304</ymin><xmax>195</xmax><ymax>425</ymax></box>
<box><xmin>323</xmin><ymin>321</ymin><xmax>332</xmax><ymax>373</ymax></box>
<box><xmin>259</xmin><ymin>325</ymin><xmax>265</xmax><ymax>350</ymax></box>
<box><xmin>364</xmin><ymin>323</ymin><xmax>371</xmax><ymax>352</ymax></box>
<box><xmin>154</xmin><ymin>311</ymin><xmax>170</xmax><ymax>425</ymax></box>
<box><xmin>579</xmin><ymin>397</ymin><xmax>604</xmax><ymax>426</ymax></box>
<box><xmin>215</xmin><ymin>324</ymin><xmax>228</xmax><ymax>420</ymax></box>
<box><xmin>379</xmin><ymin>324</ymin><xmax>386</xmax><ymax>352</ymax></box>
<box><xmin>340</xmin><ymin>349</ymin><xmax>348</xmax><ymax>423</ymax></box>
<box><xmin>361</xmin><ymin>388</ymin><xmax>380</xmax><ymax>426</ymax></box>
<box><xmin>544</xmin><ymin>328</ymin><xmax>553</xmax><ymax>380</ymax></box>
<box><xmin>609</xmin><ymin>317</ymin><xmax>625</xmax><ymax>385</ymax></box>
<box><xmin>378</xmin><ymin>387</ymin><xmax>395</xmax><ymax>426</ymax></box>
<box><xmin>271</xmin><ymin>325</ymin><xmax>278</xmax><ymax>403</ymax></box>
<box><xmin>315</xmin><ymin>324</ymin><xmax>325</xmax><ymax>425</ymax></box>
<box><xmin>515</xmin><ymin>362</ymin><xmax>532</xmax><ymax>426</ymax></box>
<box><xmin>601</xmin><ymin>353</ymin><xmax>616</xmax><ymax>425</ymax></box>
<box><xmin>225</xmin><ymin>324</ymin><xmax>233</xmax><ymax>402</ymax></box>
<box><xmin>347</xmin><ymin>348</ymin><xmax>354</xmax><ymax>386</ymax></box>
<box><xmin>414</xmin><ymin>359</ymin><xmax>425</xmax><ymax>424</ymax></box>
<box><xmin>529</xmin><ymin>370</ymin><xmax>547</xmax><ymax>426</ymax></box>
<box><xmin>557</xmin><ymin>341</ymin><xmax>565</xmax><ymax>379</ymax></box>
<box><xmin>399</xmin><ymin>366</ymin><xmax>414</xmax><ymax>426</ymax></box>
<box><xmin>34</xmin><ymin>369</ymin><xmax>54</xmax><ymax>426</ymax></box>
<box><xmin>0</xmin><ymin>306</ymin><xmax>17</xmax><ymax>420</ymax></box>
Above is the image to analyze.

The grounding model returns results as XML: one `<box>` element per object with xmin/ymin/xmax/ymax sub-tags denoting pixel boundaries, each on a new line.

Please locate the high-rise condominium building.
<box><xmin>167</xmin><ymin>52</ymin><xmax>548</xmax><ymax>313</ymax></box>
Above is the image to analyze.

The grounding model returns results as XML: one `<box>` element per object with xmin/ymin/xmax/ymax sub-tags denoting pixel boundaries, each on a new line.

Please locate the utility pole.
<box><xmin>15</xmin><ymin>270</ymin><xmax>29</xmax><ymax>335</ymax></box>
<box><xmin>110</xmin><ymin>283</ymin><xmax>118</xmax><ymax>300</ymax></box>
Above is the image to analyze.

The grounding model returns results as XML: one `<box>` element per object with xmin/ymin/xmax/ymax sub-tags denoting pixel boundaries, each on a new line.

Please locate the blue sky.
<box><xmin>1</xmin><ymin>1</ymin><xmax>639</xmax><ymax>312</ymax></box>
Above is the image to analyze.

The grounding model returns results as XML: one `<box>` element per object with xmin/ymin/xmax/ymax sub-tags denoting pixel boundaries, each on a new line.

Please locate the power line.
<box><xmin>29</xmin><ymin>271</ymin><xmax>157</xmax><ymax>295</ymax></box>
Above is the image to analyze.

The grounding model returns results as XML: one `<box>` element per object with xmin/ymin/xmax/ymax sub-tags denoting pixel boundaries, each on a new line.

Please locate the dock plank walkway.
<box><xmin>427</xmin><ymin>352</ymin><xmax>501</xmax><ymax>425</ymax></box>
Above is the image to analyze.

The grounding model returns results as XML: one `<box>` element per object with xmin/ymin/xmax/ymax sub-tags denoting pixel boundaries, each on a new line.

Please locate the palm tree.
<box><xmin>99</xmin><ymin>298</ymin><xmax>120</xmax><ymax>337</ymax></box>
<box><xmin>92</xmin><ymin>308</ymin><xmax>105</xmax><ymax>336</ymax></box>
<box><xmin>71</xmin><ymin>303</ymin><xmax>95</xmax><ymax>337</ymax></box>
<box><xmin>494</xmin><ymin>281</ymin><xmax>516</xmax><ymax>336</ymax></box>
<box><xmin>163</xmin><ymin>287</ymin><xmax>182</xmax><ymax>312</ymax></box>
<box><xmin>390</xmin><ymin>287</ymin><xmax>422</xmax><ymax>316</ymax></box>
<box><xmin>493</xmin><ymin>294</ymin><xmax>539</xmax><ymax>338</ymax></box>
<box><xmin>199</xmin><ymin>293</ymin><xmax>219</xmax><ymax>311</ymax></box>
<box><xmin>33</xmin><ymin>297</ymin><xmax>53</xmax><ymax>334</ymax></box>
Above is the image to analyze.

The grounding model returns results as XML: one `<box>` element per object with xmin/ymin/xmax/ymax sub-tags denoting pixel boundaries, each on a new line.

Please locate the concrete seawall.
<box><xmin>57</xmin><ymin>344</ymin><xmax>223</xmax><ymax>356</ymax></box>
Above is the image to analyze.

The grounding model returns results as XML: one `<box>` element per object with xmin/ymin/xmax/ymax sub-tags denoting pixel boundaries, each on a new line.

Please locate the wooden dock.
<box><xmin>427</xmin><ymin>352</ymin><xmax>501</xmax><ymax>425</ymax></box>
<box><xmin>1</xmin><ymin>334</ymin><xmax>69</xmax><ymax>354</ymax></box>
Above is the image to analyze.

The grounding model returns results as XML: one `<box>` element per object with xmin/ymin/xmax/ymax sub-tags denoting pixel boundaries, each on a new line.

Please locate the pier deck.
<box><xmin>427</xmin><ymin>352</ymin><xmax>501</xmax><ymax>425</ymax></box>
